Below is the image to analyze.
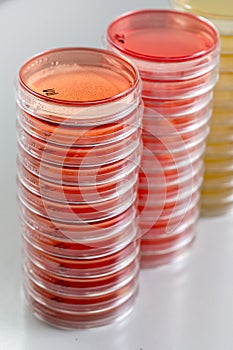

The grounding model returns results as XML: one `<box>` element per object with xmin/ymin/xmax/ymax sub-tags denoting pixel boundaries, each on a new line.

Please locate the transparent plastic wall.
<box><xmin>172</xmin><ymin>0</ymin><xmax>233</xmax><ymax>216</ymax></box>
<box><xmin>106</xmin><ymin>10</ymin><xmax>220</xmax><ymax>266</ymax></box>
<box><xmin>16</xmin><ymin>48</ymin><xmax>143</xmax><ymax>328</ymax></box>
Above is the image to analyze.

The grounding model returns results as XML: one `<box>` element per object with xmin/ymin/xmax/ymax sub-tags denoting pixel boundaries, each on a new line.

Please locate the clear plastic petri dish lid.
<box><xmin>141</xmin><ymin>140</ymin><xmax>206</xmax><ymax>173</ymax></box>
<box><xmin>19</xmin><ymin>200</ymin><xmax>138</xmax><ymax>248</ymax></box>
<box><xmin>139</xmin><ymin>201</ymin><xmax>200</xmax><ymax>234</ymax></box>
<box><xmin>139</xmin><ymin>156</ymin><xmax>203</xmax><ymax>186</ymax></box>
<box><xmin>106</xmin><ymin>10</ymin><xmax>220</xmax><ymax>81</ymax></box>
<box><xmin>17</xmin><ymin>141</ymin><xmax>142</xmax><ymax>186</ymax></box>
<box><xmin>141</xmin><ymin>234</ymin><xmax>196</xmax><ymax>259</ymax></box>
<box><xmin>17</xmin><ymin>156</ymin><xmax>139</xmax><ymax>204</ymax></box>
<box><xmin>145</xmin><ymin>100</ymin><xmax>212</xmax><ymax>130</ymax></box>
<box><xmin>23</xmin><ymin>283</ymin><xmax>140</xmax><ymax>328</ymax></box>
<box><xmin>141</xmin><ymin>207</ymin><xmax>198</xmax><ymax>239</ymax></box>
<box><xmin>138</xmin><ymin>183</ymin><xmax>203</xmax><ymax>222</ymax></box>
<box><xmin>23</xmin><ymin>273</ymin><xmax>139</xmax><ymax>329</ymax></box>
<box><xmin>140</xmin><ymin>201</ymin><xmax>200</xmax><ymax>239</ymax></box>
<box><xmin>138</xmin><ymin>180</ymin><xmax>202</xmax><ymax>221</ymax></box>
<box><xmin>16</xmin><ymin>102</ymin><xmax>143</xmax><ymax>147</ymax></box>
<box><xmin>23</xmin><ymin>275</ymin><xmax>139</xmax><ymax>319</ymax></box>
<box><xmin>140</xmin><ymin>233</ymin><xmax>195</xmax><ymax>268</ymax></box>
<box><xmin>138</xmin><ymin>170</ymin><xmax>202</xmax><ymax>209</ymax></box>
<box><xmin>23</xmin><ymin>278</ymin><xmax>140</xmax><ymax>325</ymax></box>
<box><xmin>139</xmin><ymin>159</ymin><xmax>204</xmax><ymax>187</ymax></box>
<box><xmin>24</xmin><ymin>254</ymin><xmax>139</xmax><ymax>297</ymax></box>
<box><xmin>23</xmin><ymin>238</ymin><xmax>140</xmax><ymax>278</ymax></box>
<box><xmin>138</xmin><ymin>185</ymin><xmax>200</xmax><ymax>222</ymax></box>
<box><xmin>17</xmin><ymin>122</ymin><xmax>141</xmax><ymax>167</ymax></box>
<box><xmin>142</xmin><ymin>106</ymin><xmax>211</xmax><ymax>136</ymax></box>
<box><xmin>143</xmin><ymin>106</ymin><xmax>212</xmax><ymax>138</ymax></box>
<box><xmin>141</xmin><ymin>123</ymin><xmax>208</xmax><ymax>160</ymax></box>
<box><xmin>21</xmin><ymin>216</ymin><xmax>139</xmax><ymax>258</ymax></box>
<box><xmin>141</xmin><ymin>135</ymin><xmax>208</xmax><ymax>169</ymax></box>
<box><xmin>23</xmin><ymin>271</ymin><xmax>139</xmax><ymax>316</ymax></box>
<box><xmin>138</xmin><ymin>172</ymin><xmax>203</xmax><ymax>204</ymax></box>
<box><xmin>140</xmin><ymin>226</ymin><xmax>195</xmax><ymax>260</ymax></box>
<box><xmin>142</xmin><ymin>122</ymin><xmax>209</xmax><ymax>152</ymax></box>
<box><xmin>23</xmin><ymin>240</ymin><xmax>140</xmax><ymax>280</ymax></box>
<box><xmin>143</xmin><ymin>90</ymin><xmax>213</xmax><ymax>117</ymax></box>
<box><xmin>17</xmin><ymin>177</ymin><xmax>137</xmax><ymax>224</ymax></box>
<box><xmin>16</xmin><ymin>47</ymin><xmax>141</xmax><ymax>126</ymax></box>
<box><xmin>141</xmin><ymin>222</ymin><xmax>196</xmax><ymax>253</ymax></box>
<box><xmin>141</xmin><ymin>64</ymin><xmax>219</xmax><ymax>100</ymax></box>
<box><xmin>139</xmin><ymin>155</ymin><xmax>203</xmax><ymax>189</ymax></box>
<box><xmin>138</xmin><ymin>192</ymin><xmax>201</xmax><ymax>229</ymax></box>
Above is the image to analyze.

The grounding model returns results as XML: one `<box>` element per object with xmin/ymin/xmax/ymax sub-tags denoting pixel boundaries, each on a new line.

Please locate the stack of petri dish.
<box><xmin>172</xmin><ymin>0</ymin><xmax>233</xmax><ymax>216</ymax></box>
<box><xmin>106</xmin><ymin>10</ymin><xmax>220</xmax><ymax>267</ymax></box>
<box><xmin>16</xmin><ymin>48</ymin><xmax>143</xmax><ymax>328</ymax></box>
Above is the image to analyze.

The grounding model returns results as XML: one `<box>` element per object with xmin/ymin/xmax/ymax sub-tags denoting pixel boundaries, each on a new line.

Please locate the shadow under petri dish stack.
<box><xmin>171</xmin><ymin>1</ymin><xmax>233</xmax><ymax>216</ymax></box>
<box><xmin>106</xmin><ymin>10</ymin><xmax>220</xmax><ymax>267</ymax></box>
<box><xmin>15</xmin><ymin>48</ymin><xmax>143</xmax><ymax>328</ymax></box>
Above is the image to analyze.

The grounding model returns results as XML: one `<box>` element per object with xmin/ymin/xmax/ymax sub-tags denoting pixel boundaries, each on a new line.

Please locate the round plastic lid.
<box><xmin>19</xmin><ymin>48</ymin><xmax>139</xmax><ymax>106</ymax></box>
<box><xmin>107</xmin><ymin>10</ymin><xmax>219</xmax><ymax>62</ymax></box>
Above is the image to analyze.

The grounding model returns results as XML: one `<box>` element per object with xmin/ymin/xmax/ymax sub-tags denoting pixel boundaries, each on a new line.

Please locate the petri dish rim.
<box><xmin>18</xmin><ymin>47</ymin><xmax>140</xmax><ymax>107</ymax></box>
<box><xmin>107</xmin><ymin>9</ymin><xmax>219</xmax><ymax>63</ymax></box>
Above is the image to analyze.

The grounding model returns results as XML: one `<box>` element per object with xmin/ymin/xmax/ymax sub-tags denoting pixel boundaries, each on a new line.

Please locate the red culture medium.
<box><xmin>106</xmin><ymin>10</ymin><xmax>220</xmax><ymax>267</ymax></box>
<box><xmin>16</xmin><ymin>48</ymin><xmax>143</xmax><ymax>328</ymax></box>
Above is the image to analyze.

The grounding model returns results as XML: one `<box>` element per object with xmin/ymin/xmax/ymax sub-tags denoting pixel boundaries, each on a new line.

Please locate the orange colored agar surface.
<box><xmin>27</xmin><ymin>65</ymin><xmax>131</xmax><ymax>102</ymax></box>
<box><xmin>121</xmin><ymin>27</ymin><xmax>212</xmax><ymax>59</ymax></box>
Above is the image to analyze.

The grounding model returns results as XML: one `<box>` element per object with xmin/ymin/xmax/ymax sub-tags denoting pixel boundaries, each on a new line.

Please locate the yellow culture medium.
<box><xmin>171</xmin><ymin>0</ymin><xmax>233</xmax><ymax>215</ymax></box>
<box><xmin>171</xmin><ymin>0</ymin><xmax>233</xmax><ymax>19</ymax></box>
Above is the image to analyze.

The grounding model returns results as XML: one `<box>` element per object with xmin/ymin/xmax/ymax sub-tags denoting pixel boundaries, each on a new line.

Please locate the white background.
<box><xmin>1</xmin><ymin>0</ymin><xmax>233</xmax><ymax>349</ymax></box>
